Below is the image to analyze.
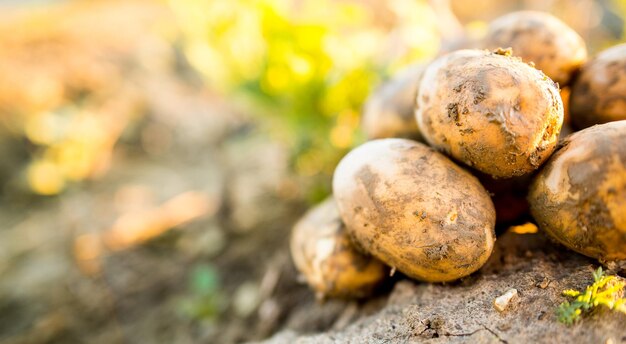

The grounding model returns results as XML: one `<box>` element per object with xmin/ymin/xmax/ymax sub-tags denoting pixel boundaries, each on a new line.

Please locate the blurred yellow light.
<box><xmin>350</xmin><ymin>31</ymin><xmax>382</xmax><ymax>61</ymax></box>
<box><xmin>466</xmin><ymin>20</ymin><xmax>488</xmax><ymax>41</ymax></box>
<box><xmin>323</xmin><ymin>36</ymin><xmax>358</xmax><ymax>70</ymax></box>
<box><xmin>25</xmin><ymin>77</ymin><xmax>64</xmax><ymax>110</ymax></box>
<box><xmin>295</xmin><ymin>150</ymin><xmax>323</xmax><ymax>176</ymax></box>
<box><xmin>510</xmin><ymin>222</ymin><xmax>539</xmax><ymax>234</ymax></box>
<box><xmin>55</xmin><ymin>142</ymin><xmax>92</xmax><ymax>180</ymax></box>
<box><xmin>330</xmin><ymin>124</ymin><xmax>353</xmax><ymax>149</ymax></box>
<box><xmin>289</xmin><ymin>54</ymin><xmax>313</xmax><ymax>79</ymax></box>
<box><xmin>263</xmin><ymin>66</ymin><xmax>289</xmax><ymax>91</ymax></box>
<box><xmin>114</xmin><ymin>184</ymin><xmax>155</xmax><ymax>213</ymax></box>
<box><xmin>73</xmin><ymin>232</ymin><xmax>103</xmax><ymax>276</ymax></box>
<box><xmin>337</xmin><ymin>109</ymin><xmax>359</xmax><ymax>127</ymax></box>
<box><xmin>74</xmin><ymin>233</ymin><xmax>102</xmax><ymax>261</ymax></box>
<box><xmin>165</xmin><ymin>0</ymin><xmax>443</xmax><ymax>186</ymax></box>
<box><xmin>104</xmin><ymin>191</ymin><xmax>214</xmax><ymax>250</ymax></box>
<box><xmin>186</xmin><ymin>42</ymin><xmax>226</xmax><ymax>84</ymax></box>
<box><xmin>27</xmin><ymin>160</ymin><xmax>66</xmax><ymax>195</ymax></box>
<box><xmin>25</xmin><ymin>113</ymin><xmax>61</xmax><ymax>145</ymax></box>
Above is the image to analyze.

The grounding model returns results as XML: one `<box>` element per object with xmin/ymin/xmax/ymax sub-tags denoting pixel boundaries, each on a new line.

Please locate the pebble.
<box><xmin>233</xmin><ymin>281</ymin><xmax>261</xmax><ymax>318</ymax></box>
<box><xmin>494</xmin><ymin>288</ymin><xmax>518</xmax><ymax>312</ymax></box>
<box><xmin>536</xmin><ymin>277</ymin><xmax>550</xmax><ymax>289</ymax></box>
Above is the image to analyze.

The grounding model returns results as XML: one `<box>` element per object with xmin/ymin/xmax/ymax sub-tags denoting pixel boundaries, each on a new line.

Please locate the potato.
<box><xmin>569</xmin><ymin>44</ymin><xmax>626</xmax><ymax>129</ymax></box>
<box><xmin>482</xmin><ymin>11</ymin><xmax>587</xmax><ymax>86</ymax></box>
<box><xmin>333</xmin><ymin>138</ymin><xmax>496</xmax><ymax>282</ymax></box>
<box><xmin>362</xmin><ymin>63</ymin><xmax>424</xmax><ymax>140</ymax></box>
<box><xmin>528</xmin><ymin>121</ymin><xmax>626</xmax><ymax>262</ymax></box>
<box><xmin>290</xmin><ymin>197</ymin><xmax>388</xmax><ymax>298</ymax></box>
<box><xmin>416</xmin><ymin>49</ymin><xmax>564</xmax><ymax>178</ymax></box>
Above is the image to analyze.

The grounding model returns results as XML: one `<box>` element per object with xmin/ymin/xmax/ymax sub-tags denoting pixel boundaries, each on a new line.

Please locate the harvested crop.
<box><xmin>569</xmin><ymin>44</ymin><xmax>626</xmax><ymax>129</ymax></box>
<box><xmin>416</xmin><ymin>49</ymin><xmax>563</xmax><ymax>178</ymax></box>
<box><xmin>482</xmin><ymin>11</ymin><xmax>587</xmax><ymax>86</ymax></box>
<box><xmin>333</xmin><ymin>138</ymin><xmax>496</xmax><ymax>282</ymax></box>
<box><xmin>362</xmin><ymin>63</ymin><xmax>424</xmax><ymax>140</ymax></box>
<box><xmin>529</xmin><ymin>121</ymin><xmax>626</xmax><ymax>262</ymax></box>
<box><xmin>290</xmin><ymin>197</ymin><xmax>388</xmax><ymax>298</ymax></box>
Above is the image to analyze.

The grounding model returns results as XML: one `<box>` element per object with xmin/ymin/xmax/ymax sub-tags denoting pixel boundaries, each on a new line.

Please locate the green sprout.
<box><xmin>178</xmin><ymin>264</ymin><xmax>226</xmax><ymax>320</ymax></box>
<box><xmin>557</xmin><ymin>267</ymin><xmax>626</xmax><ymax>325</ymax></box>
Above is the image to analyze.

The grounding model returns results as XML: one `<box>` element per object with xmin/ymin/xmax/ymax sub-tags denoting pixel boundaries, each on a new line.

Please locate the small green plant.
<box><xmin>557</xmin><ymin>267</ymin><xmax>626</xmax><ymax>325</ymax></box>
<box><xmin>178</xmin><ymin>264</ymin><xmax>227</xmax><ymax>320</ymax></box>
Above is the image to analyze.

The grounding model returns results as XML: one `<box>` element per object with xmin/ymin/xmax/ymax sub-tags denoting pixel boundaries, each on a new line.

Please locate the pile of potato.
<box><xmin>290</xmin><ymin>11</ymin><xmax>626</xmax><ymax>298</ymax></box>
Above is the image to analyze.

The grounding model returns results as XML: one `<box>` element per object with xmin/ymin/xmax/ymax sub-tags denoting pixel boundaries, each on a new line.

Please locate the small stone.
<box><xmin>536</xmin><ymin>277</ymin><xmax>550</xmax><ymax>289</ymax></box>
<box><xmin>233</xmin><ymin>281</ymin><xmax>261</xmax><ymax>318</ymax></box>
<box><xmin>497</xmin><ymin>322</ymin><xmax>511</xmax><ymax>331</ymax></box>
<box><xmin>494</xmin><ymin>289</ymin><xmax>518</xmax><ymax>312</ymax></box>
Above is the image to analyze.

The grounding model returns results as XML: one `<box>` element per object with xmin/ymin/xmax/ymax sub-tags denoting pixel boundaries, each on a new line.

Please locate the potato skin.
<box><xmin>416</xmin><ymin>49</ymin><xmax>563</xmax><ymax>178</ymax></box>
<box><xmin>570</xmin><ymin>44</ymin><xmax>626</xmax><ymax>129</ymax></box>
<box><xmin>290</xmin><ymin>197</ymin><xmax>388</xmax><ymax>298</ymax></box>
<box><xmin>483</xmin><ymin>11</ymin><xmax>587</xmax><ymax>86</ymax></box>
<box><xmin>333</xmin><ymin>139</ymin><xmax>496</xmax><ymax>282</ymax></box>
<box><xmin>528</xmin><ymin>121</ymin><xmax>626</xmax><ymax>262</ymax></box>
<box><xmin>362</xmin><ymin>63</ymin><xmax>424</xmax><ymax>140</ymax></box>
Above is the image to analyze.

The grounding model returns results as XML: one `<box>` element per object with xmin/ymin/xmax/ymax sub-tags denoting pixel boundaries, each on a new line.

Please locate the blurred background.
<box><xmin>0</xmin><ymin>0</ymin><xmax>623</xmax><ymax>343</ymax></box>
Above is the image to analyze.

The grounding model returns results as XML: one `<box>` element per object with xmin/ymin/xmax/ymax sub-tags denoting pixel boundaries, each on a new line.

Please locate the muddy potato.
<box><xmin>362</xmin><ymin>63</ymin><xmax>425</xmax><ymax>140</ymax></box>
<box><xmin>416</xmin><ymin>49</ymin><xmax>563</xmax><ymax>178</ymax></box>
<box><xmin>529</xmin><ymin>121</ymin><xmax>626</xmax><ymax>262</ymax></box>
<box><xmin>483</xmin><ymin>11</ymin><xmax>587</xmax><ymax>86</ymax></box>
<box><xmin>290</xmin><ymin>197</ymin><xmax>388</xmax><ymax>298</ymax></box>
<box><xmin>570</xmin><ymin>44</ymin><xmax>626</xmax><ymax>129</ymax></box>
<box><xmin>333</xmin><ymin>139</ymin><xmax>496</xmax><ymax>282</ymax></box>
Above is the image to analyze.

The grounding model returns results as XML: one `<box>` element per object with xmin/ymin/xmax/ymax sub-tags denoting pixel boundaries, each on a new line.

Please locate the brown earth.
<box><xmin>263</xmin><ymin>231</ymin><xmax>626</xmax><ymax>344</ymax></box>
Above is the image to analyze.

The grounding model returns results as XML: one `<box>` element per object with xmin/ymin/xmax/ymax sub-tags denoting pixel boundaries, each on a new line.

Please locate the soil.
<box><xmin>262</xmin><ymin>230</ymin><xmax>626</xmax><ymax>344</ymax></box>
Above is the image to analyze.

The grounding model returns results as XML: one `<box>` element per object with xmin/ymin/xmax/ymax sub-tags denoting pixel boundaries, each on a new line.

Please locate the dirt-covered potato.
<box><xmin>483</xmin><ymin>11</ymin><xmax>587</xmax><ymax>86</ymax></box>
<box><xmin>528</xmin><ymin>121</ymin><xmax>626</xmax><ymax>262</ymax></box>
<box><xmin>333</xmin><ymin>138</ymin><xmax>496</xmax><ymax>282</ymax></box>
<box><xmin>290</xmin><ymin>197</ymin><xmax>388</xmax><ymax>298</ymax></box>
<box><xmin>569</xmin><ymin>44</ymin><xmax>626</xmax><ymax>129</ymax></box>
<box><xmin>416</xmin><ymin>49</ymin><xmax>563</xmax><ymax>178</ymax></box>
<box><xmin>362</xmin><ymin>63</ymin><xmax>424</xmax><ymax>140</ymax></box>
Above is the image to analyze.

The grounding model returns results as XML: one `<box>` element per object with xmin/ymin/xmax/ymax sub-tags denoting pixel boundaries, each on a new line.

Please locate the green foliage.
<box><xmin>178</xmin><ymin>264</ymin><xmax>227</xmax><ymax>320</ymax></box>
<box><xmin>169</xmin><ymin>0</ymin><xmax>439</xmax><ymax>202</ymax></box>
<box><xmin>557</xmin><ymin>267</ymin><xmax>626</xmax><ymax>325</ymax></box>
